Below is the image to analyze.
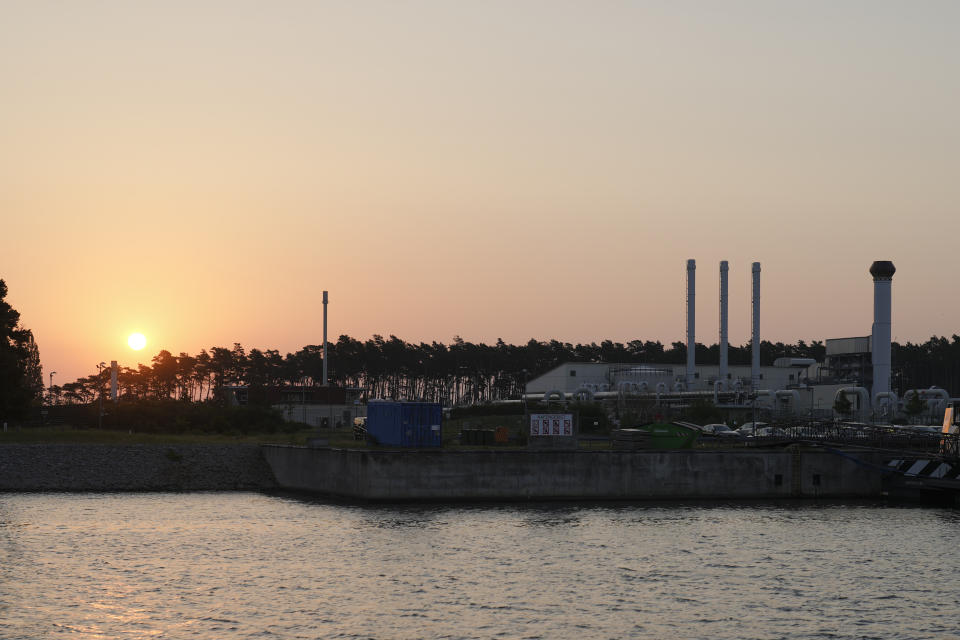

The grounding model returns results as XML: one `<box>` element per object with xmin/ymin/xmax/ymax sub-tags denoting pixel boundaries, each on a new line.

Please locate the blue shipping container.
<box><xmin>366</xmin><ymin>401</ymin><xmax>443</xmax><ymax>447</ymax></box>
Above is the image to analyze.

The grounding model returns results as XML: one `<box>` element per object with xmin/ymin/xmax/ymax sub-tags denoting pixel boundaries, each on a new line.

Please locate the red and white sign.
<box><xmin>530</xmin><ymin>413</ymin><xmax>573</xmax><ymax>437</ymax></box>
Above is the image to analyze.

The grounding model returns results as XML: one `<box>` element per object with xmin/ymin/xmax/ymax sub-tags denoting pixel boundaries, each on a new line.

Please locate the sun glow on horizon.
<box><xmin>128</xmin><ymin>333</ymin><xmax>147</xmax><ymax>351</ymax></box>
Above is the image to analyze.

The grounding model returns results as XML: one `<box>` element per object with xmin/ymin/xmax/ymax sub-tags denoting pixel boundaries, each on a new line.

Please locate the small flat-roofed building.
<box><xmin>222</xmin><ymin>385</ymin><xmax>365</xmax><ymax>428</ymax></box>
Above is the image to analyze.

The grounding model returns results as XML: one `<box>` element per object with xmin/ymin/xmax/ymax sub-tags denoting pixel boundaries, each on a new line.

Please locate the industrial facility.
<box><xmin>214</xmin><ymin>260</ymin><xmax>952</xmax><ymax>428</ymax></box>
<box><xmin>525</xmin><ymin>260</ymin><xmax>953</xmax><ymax>422</ymax></box>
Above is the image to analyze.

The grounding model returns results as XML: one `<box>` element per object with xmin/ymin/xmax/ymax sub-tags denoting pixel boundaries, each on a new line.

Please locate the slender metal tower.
<box><xmin>110</xmin><ymin>360</ymin><xmax>118</xmax><ymax>403</ymax></box>
<box><xmin>751</xmin><ymin>262</ymin><xmax>761</xmax><ymax>390</ymax></box>
<box><xmin>322</xmin><ymin>290</ymin><xmax>329</xmax><ymax>387</ymax></box>
<box><xmin>686</xmin><ymin>259</ymin><xmax>696</xmax><ymax>388</ymax></box>
<box><xmin>719</xmin><ymin>261</ymin><xmax>729</xmax><ymax>385</ymax></box>
<box><xmin>870</xmin><ymin>261</ymin><xmax>896</xmax><ymax>397</ymax></box>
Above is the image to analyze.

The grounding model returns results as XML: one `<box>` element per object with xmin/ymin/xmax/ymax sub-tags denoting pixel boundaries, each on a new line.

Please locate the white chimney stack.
<box><xmin>322</xmin><ymin>290</ymin><xmax>329</xmax><ymax>387</ymax></box>
<box><xmin>870</xmin><ymin>261</ymin><xmax>896</xmax><ymax>397</ymax></box>
<box><xmin>751</xmin><ymin>262</ymin><xmax>761</xmax><ymax>390</ymax></box>
<box><xmin>686</xmin><ymin>259</ymin><xmax>696</xmax><ymax>388</ymax></box>
<box><xmin>719</xmin><ymin>261</ymin><xmax>729</xmax><ymax>385</ymax></box>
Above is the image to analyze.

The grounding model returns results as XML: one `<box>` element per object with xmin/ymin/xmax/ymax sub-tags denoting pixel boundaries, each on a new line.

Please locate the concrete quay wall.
<box><xmin>0</xmin><ymin>444</ymin><xmax>277</xmax><ymax>491</ymax></box>
<box><xmin>262</xmin><ymin>446</ymin><xmax>883</xmax><ymax>501</ymax></box>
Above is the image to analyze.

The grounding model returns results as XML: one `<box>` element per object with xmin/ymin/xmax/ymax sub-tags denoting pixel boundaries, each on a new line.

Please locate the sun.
<box><xmin>128</xmin><ymin>333</ymin><xmax>147</xmax><ymax>351</ymax></box>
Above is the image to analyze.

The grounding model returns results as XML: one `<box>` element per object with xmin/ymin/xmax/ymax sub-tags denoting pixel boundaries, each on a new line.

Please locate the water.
<box><xmin>1</xmin><ymin>494</ymin><xmax>959</xmax><ymax>639</ymax></box>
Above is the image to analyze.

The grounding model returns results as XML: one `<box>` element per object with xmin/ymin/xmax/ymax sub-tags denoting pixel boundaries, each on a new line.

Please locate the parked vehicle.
<box><xmin>736</xmin><ymin>422</ymin><xmax>767</xmax><ymax>437</ymax></box>
<box><xmin>701</xmin><ymin>423</ymin><xmax>742</xmax><ymax>439</ymax></box>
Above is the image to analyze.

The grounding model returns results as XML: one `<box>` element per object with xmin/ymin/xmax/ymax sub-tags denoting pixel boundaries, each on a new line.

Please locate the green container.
<box><xmin>639</xmin><ymin>422</ymin><xmax>699</xmax><ymax>449</ymax></box>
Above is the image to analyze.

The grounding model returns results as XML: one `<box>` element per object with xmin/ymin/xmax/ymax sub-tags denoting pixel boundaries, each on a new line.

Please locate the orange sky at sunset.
<box><xmin>2</xmin><ymin>1</ymin><xmax>958</xmax><ymax>384</ymax></box>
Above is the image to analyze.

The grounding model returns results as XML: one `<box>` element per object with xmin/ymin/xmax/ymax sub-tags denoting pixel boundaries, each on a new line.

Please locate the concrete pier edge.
<box><xmin>0</xmin><ymin>443</ymin><xmax>886</xmax><ymax>500</ymax></box>
<box><xmin>261</xmin><ymin>445</ymin><xmax>884</xmax><ymax>502</ymax></box>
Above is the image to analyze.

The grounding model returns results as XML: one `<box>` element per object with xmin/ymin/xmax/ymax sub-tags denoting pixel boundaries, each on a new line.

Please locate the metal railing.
<box><xmin>727</xmin><ymin>420</ymin><xmax>960</xmax><ymax>461</ymax></box>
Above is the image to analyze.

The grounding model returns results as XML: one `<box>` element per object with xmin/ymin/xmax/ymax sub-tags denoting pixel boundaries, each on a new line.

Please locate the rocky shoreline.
<box><xmin>0</xmin><ymin>444</ymin><xmax>277</xmax><ymax>491</ymax></box>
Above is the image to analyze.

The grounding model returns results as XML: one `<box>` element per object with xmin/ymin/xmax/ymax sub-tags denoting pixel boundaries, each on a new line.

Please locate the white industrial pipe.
<box><xmin>542</xmin><ymin>389</ymin><xmax>566</xmax><ymax>404</ymax></box>
<box><xmin>713</xmin><ymin>380</ymin><xmax>725</xmax><ymax>404</ymax></box>
<box><xmin>870</xmin><ymin>261</ymin><xmax>895</xmax><ymax>397</ymax></box>
<box><xmin>751</xmin><ymin>262</ymin><xmax>761</xmax><ymax>390</ymax></box>
<box><xmin>927</xmin><ymin>392</ymin><xmax>949</xmax><ymax>415</ymax></box>
<box><xmin>873</xmin><ymin>391</ymin><xmax>899</xmax><ymax>417</ymax></box>
<box><xmin>686</xmin><ymin>259</ymin><xmax>696</xmax><ymax>388</ymax></box>
<box><xmin>573</xmin><ymin>387</ymin><xmax>595</xmax><ymax>403</ymax></box>
<box><xmin>775</xmin><ymin>390</ymin><xmax>801</xmax><ymax>416</ymax></box>
<box><xmin>322</xmin><ymin>290</ymin><xmax>329</xmax><ymax>387</ymax></box>
<box><xmin>835</xmin><ymin>387</ymin><xmax>871</xmax><ymax>419</ymax></box>
<box><xmin>754</xmin><ymin>389</ymin><xmax>773</xmax><ymax>409</ymax></box>
<box><xmin>615</xmin><ymin>381</ymin><xmax>649</xmax><ymax>394</ymax></box>
<box><xmin>903</xmin><ymin>387</ymin><xmax>949</xmax><ymax>417</ymax></box>
<box><xmin>719</xmin><ymin>260</ymin><xmax>729</xmax><ymax>385</ymax></box>
<box><xmin>593</xmin><ymin>391</ymin><xmax>628</xmax><ymax>399</ymax></box>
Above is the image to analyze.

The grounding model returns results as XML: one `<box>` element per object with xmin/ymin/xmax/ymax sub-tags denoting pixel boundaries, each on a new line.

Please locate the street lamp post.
<box><xmin>301</xmin><ymin>377</ymin><xmax>307</xmax><ymax>425</ymax></box>
<box><xmin>49</xmin><ymin>371</ymin><xmax>56</xmax><ymax>404</ymax></box>
<box><xmin>521</xmin><ymin>369</ymin><xmax>528</xmax><ymax>414</ymax></box>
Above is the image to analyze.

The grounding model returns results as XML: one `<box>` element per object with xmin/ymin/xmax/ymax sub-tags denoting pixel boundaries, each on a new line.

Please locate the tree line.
<box><xmin>47</xmin><ymin>334</ymin><xmax>960</xmax><ymax>408</ymax></box>
<box><xmin>49</xmin><ymin>335</ymin><xmax>835</xmax><ymax>407</ymax></box>
<box><xmin>893</xmin><ymin>337</ymin><xmax>960</xmax><ymax>397</ymax></box>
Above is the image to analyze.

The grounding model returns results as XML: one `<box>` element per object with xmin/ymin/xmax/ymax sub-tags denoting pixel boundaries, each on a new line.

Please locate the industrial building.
<box><xmin>525</xmin><ymin>259</ymin><xmax>954</xmax><ymax>422</ymax></box>
<box><xmin>821</xmin><ymin>336</ymin><xmax>873</xmax><ymax>386</ymax></box>
<box><xmin>527</xmin><ymin>358</ymin><xmax>818</xmax><ymax>394</ymax></box>
<box><xmin>524</xmin><ymin>360</ymin><xmax>839</xmax><ymax>417</ymax></box>
<box><xmin>222</xmin><ymin>384</ymin><xmax>365</xmax><ymax>428</ymax></box>
<box><xmin>526</xmin><ymin>361</ymin><xmax>815</xmax><ymax>397</ymax></box>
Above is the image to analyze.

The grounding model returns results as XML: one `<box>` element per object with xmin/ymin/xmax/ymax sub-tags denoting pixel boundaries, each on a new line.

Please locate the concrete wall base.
<box><xmin>262</xmin><ymin>446</ymin><xmax>883</xmax><ymax>501</ymax></box>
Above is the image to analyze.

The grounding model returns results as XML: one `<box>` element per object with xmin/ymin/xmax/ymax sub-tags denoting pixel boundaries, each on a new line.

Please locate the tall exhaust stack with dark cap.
<box><xmin>686</xmin><ymin>259</ymin><xmax>696</xmax><ymax>388</ymax></box>
<box><xmin>870</xmin><ymin>261</ymin><xmax>895</xmax><ymax>397</ymax></box>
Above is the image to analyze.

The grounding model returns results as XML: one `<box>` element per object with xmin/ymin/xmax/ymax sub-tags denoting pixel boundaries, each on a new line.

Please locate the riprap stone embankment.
<box><xmin>0</xmin><ymin>444</ymin><xmax>277</xmax><ymax>491</ymax></box>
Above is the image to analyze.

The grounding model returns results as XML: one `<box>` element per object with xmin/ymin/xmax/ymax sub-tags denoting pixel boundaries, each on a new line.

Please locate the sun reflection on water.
<box><xmin>0</xmin><ymin>494</ymin><xmax>958</xmax><ymax>639</ymax></box>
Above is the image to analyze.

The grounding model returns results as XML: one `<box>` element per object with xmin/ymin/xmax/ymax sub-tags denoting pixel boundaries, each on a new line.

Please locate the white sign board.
<box><xmin>530</xmin><ymin>413</ymin><xmax>573</xmax><ymax>437</ymax></box>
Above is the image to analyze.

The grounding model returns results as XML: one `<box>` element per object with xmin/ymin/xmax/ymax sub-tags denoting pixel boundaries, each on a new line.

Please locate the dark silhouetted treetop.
<box><xmin>0</xmin><ymin>279</ymin><xmax>44</xmax><ymax>421</ymax></box>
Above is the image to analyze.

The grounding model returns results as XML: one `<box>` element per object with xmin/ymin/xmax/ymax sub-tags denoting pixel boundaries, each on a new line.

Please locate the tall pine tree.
<box><xmin>0</xmin><ymin>280</ymin><xmax>43</xmax><ymax>421</ymax></box>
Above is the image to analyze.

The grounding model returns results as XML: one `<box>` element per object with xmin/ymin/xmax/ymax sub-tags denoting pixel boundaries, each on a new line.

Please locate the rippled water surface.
<box><xmin>1</xmin><ymin>494</ymin><xmax>959</xmax><ymax>639</ymax></box>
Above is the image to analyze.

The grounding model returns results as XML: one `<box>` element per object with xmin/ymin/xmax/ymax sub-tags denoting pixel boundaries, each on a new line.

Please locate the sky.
<box><xmin>2</xmin><ymin>0</ymin><xmax>958</xmax><ymax>384</ymax></box>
